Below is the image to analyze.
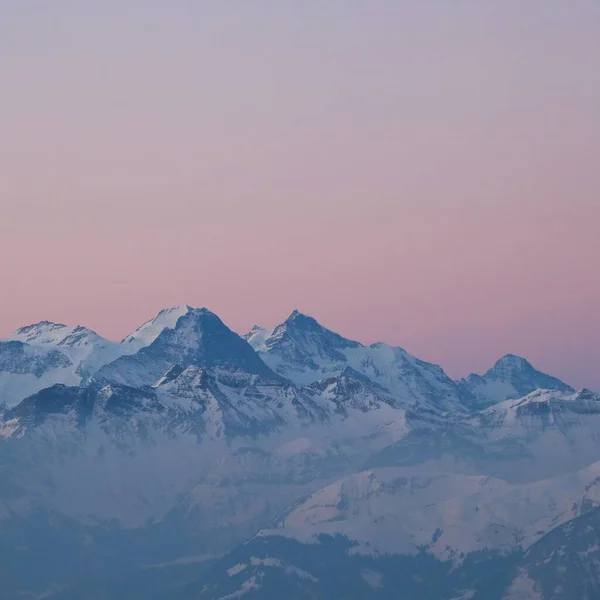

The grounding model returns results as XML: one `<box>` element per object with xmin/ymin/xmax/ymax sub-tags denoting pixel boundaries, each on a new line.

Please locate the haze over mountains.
<box><xmin>1</xmin><ymin>305</ymin><xmax>599</xmax><ymax>600</ymax></box>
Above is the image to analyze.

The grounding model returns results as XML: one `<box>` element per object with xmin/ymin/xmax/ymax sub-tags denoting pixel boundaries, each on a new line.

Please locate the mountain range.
<box><xmin>0</xmin><ymin>305</ymin><xmax>598</xmax><ymax>600</ymax></box>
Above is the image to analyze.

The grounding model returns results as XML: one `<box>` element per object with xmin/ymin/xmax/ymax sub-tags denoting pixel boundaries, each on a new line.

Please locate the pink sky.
<box><xmin>1</xmin><ymin>2</ymin><xmax>599</xmax><ymax>388</ymax></box>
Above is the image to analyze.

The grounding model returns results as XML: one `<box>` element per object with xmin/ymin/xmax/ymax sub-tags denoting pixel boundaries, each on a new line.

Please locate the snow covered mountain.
<box><xmin>0</xmin><ymin>305</ymin><xmax>221</xmax><ymax>407</ymax></box>
<box><xmin>194</xmin><ymin>458</ymin><xmax>600</xmax><ymax>598</ymax></box>
<box><xmin>121</xmin><ymin>304</ymin><xmax>192</xmax><ymax>351</ymax></box>
<box><xmin>96</xmin><ymin>307</ymin><xmax>279</xmax><ymax>388</ymax></box>
<box><xmin>258</xmin><ymin>310</ymin><xmax>465</xmax><ymax>412</ymax></box>
<box><xmin>187</xmin><ymin>389</ymin><xmax>600</xmax><ymax>600</ymax></box>
<box><xmin>0</xmin><ymin>305</ymin><xmax>595</xmax><ymax>600</ymax></box>
<box><xmin>243</xmin><ymin>325</ymin><xmax>272</xmax><ymax>352</ymax></box>
<box><xmin>0</xmin><ymin>340</ymin><xmax>75</xmax><ymax>407</ymax></box>
<box><xmin>458</xmin><ymin>354</ymin><xmax>574</xmax><ymax>409</ymax></box>
<box><xmin>7</xmin><ymin>321</ymin><xmax>127</xmax><ymax>373</ymax></box>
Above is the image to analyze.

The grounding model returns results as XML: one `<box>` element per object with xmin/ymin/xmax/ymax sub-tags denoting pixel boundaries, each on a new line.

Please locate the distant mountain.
<box><xmin>458</xmin><ymin>354</ymin><xmax>574</xmax><ymax>409</ymax></box>
<box><xmin>0</xmin><ymin>340</ymin><xmax>75</xmax><ymax>406</ymax></box>
<box><xmin>258</xmin><ymin>310</ymin><xmax>464</xmax><ymax>412</ymax></box>
<box><xmin>191</xmin><ymin>458</ymin><xmax>600</xmax><ymax>600</ymax></box>
<box><xmin>0</xmin><ymin>305</ymin><xmax>595</xmax><ymax>600</ymax></box>
<box><xmin>8</xmin><ymin>320</ymin><xmax>75</xmax><ymax>345</ymax></box>
<box><xmin>96</xmin><ymin>307</ymin><xmax>280</xmax><ymax>387</ymax></box>
<box><xmin>243</xmin><ymin>325</ymin><xmax>272</xmax><ymax>352</ymax></box>
<box><xmin>0</xmin><ymin>308</ymin><xmax>191</xmax><ymax>407</ymax></box>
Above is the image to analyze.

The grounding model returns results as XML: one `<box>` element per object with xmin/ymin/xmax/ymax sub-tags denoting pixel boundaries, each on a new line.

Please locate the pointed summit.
<box><xmin>58</xmin><ymin>325</ymin><xmax>104</xmax><ymax>348</ymax></box>
<box><xmin>279</xmin><ymin>310</ymin><xmax>333</xmax><ymax>334</ymax></box>
<box><xmin>285</xmin><ymin>309</ymin><xmax>305</xmax><ymax>322</ymax></box>
<box><xmin>121</xmin><ymin>304</ymin><xmax>191</xmax><ymax>351</ymax></box>
<box><xmin>283</xmin><ymin>309</ymin><xmax>328</xmax><ymax>326</ymax></box>
<box><xmin>265</xmin><ymin>310</ymin><xmax>360</xmax><ymax>355</ymax></box>
<box><xmin>460</xmin><ymin>353</ymin><xmax>574</xmax><ymax>408</ymax></box>
<box><xmin>487</xmin><ymin>354</ymin><xmax>534</xmax><ymax>377</ymax></box>
<box><xmin>96</xmin><ymin>307</ymin><xmax>279</xmax><ymax>387</ymax></box>
<box><xmin>255</xmin><ymin>311</ymin><xmax>363</xmax><ymax>384</ymax></box>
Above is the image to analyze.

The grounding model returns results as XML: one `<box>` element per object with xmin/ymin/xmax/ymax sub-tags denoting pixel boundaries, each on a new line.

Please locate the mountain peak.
<box><xmin>461</xmin><ymin>353</ymin><xmax>574</xmax><ymax>408</ymax></box>
<box><xmin>246</xmin><ymin>324</ymin><xmax>268</xmax><ymax>335</ymax></box>
<box><xmin>57</xmin><ymin>325</ymin><xmax>102</xmax><ymax>348</ymax></box>
<box><xmin>16</xmin><ymin>320</ymin><xmax>68</xmax><ymax>332</ymax></box>
<box><xmin>243</xmin><ymin>325</ymin><xmax>272</xmax><ymax>352</ymax></box>
<box><xmin>97</xmin><ymin>307</ymin><xmax>280</xmax><ymax>387</ymax></box>
<box><xmin>284</xmin><ymin>309</ymin><xmax>316</xmax><ymax>326</ymax></box>
<box><xmin>157</xmin><ymin>304</ymin><xmax>193</xmax><ymax>317</ymax></box>
<box><xmin>255</xmin><ymin>312</ymin><xmax>363</xmax><ymax>384</ymax></box>
<box><xmin>489</xmin><ymin>354</ymin><xmax>534</xmax><ymax>374</ymax></box>
<box><xmin>9</xmin><ymin>321</ymin><xmax>71</xmax><ymax>345</ymax></box>
<box><xmin>571</xmin><ymin>388</ymin><xmax>598</xmax><ymax>402</ymax></box>
<box><xmin>267</xmin><ymin>311</ymin><xmax>360</xmax><ymax>351</ymax></box>
<box><xmin>121</xmin><ymin>304</ymin><xmax>191</xmax><ymax>350</ymax></box>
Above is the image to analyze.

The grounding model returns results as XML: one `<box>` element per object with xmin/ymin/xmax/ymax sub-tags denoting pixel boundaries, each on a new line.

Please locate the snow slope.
<box><xmin>121</xmin><ymin>304</ymin><xmax>191</xmax><ymax>351</ymax></box>
<box><xmin>256</xmin><ymin>460</ymin><xmax>600</xmax><ymax>559</ymax></box>
<box><xmin>259</xmin><ymin>310</ymin><xmax>464</xmax><ymax>412</ymax></box>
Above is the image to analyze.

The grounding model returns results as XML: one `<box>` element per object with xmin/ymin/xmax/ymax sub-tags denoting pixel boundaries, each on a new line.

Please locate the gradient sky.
<box><xmin>1</xmin><ymin>1</ymin><xmax>599</xmax><ymax>388</ymax></box>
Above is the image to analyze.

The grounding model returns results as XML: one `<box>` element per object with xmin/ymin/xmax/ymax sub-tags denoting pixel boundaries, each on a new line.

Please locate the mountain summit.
<box><xmin>121</xmin><ymin>304</ymin><xmax>191</xmax><ymax>351</ymax></box>
<box><xmin>8</xmin><ymin>321</ymin><xmax>72</xmax><ymax>345</ymax></box>
<box><xmin>263</xmin><ymin>310</ymin><xmax>361</xmax><ymax>375</ymax></box>
<box><xmin>459</xmin><ymin>353</ymin><xmax>574</xmax><ymax>408</ymax></box>
<box><xmin>96</xmin><ymin>307</ymin><xmax>279</xmax><ymax>387</ymax></box>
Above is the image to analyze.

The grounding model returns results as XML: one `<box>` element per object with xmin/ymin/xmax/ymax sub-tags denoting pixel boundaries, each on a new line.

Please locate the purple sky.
<box><xmin>1</xmin><ymin>2</ymin><xmax>599</xmax><ymax>389</ymax></box>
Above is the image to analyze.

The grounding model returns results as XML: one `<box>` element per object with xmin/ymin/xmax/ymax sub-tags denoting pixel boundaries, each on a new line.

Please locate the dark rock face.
<box><xmin>181</xmin><ymin>534</ymin><xmax>520</xmax><ymax>600</ymax></box>
<box><xmin>265</xmin><ymin>310</ymin><xmax>361</xmax><ymax>368</ymax></box>
<box><xmin>511</xmin><ymin>507</ymin><xmax>600</xmax><ymax>600</ymax></box>
<box><xmin>95</xmin><ymin>308</ymin><xmax>280</xmax><ymax>387</ymax></box>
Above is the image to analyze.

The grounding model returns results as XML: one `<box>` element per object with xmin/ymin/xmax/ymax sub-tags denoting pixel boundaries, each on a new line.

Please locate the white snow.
<box><xmin>121</xmin><ymin>305</ymin><xmax>190</xmax><ymax>351</ymax></box>
<box><xmin>243</xmin><ymin>326</ymin><xmax>272</xmax><ymax>352</ymax></box>
<box><xmin>0</xmin><ymin>305</ymin><xmax>195</xmax><ymax>406</ymax></box>
<box><xmin>0</xmin><ymin>368</ymin><xmax>79</xmax><ymax>408</ymax></box>
<box><xmin>1</xmin><ymin>304</ymin><xmax>597</xmax><ymax>590</ymax></box>
<box><xmin>258</xmin><ymin>315</ymin><xmax>461</xmax><ymax>412</ymax></box>
<box><xmin>7</xmin><ymin>321</ymin><xmax>73</xmax><ymax>345</ymax></box>
<box><xmin>260</xmin><ymin>461</ymin><xmax>600</xmax><ymax>560</ymax></box>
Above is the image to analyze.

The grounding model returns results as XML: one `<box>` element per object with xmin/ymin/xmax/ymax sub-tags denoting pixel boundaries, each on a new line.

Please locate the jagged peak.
<box><xmin>156</xmin><ymin>304</ymin><xmax>193</xmax><ymax>316</ymax></box>
<box><xmin>121</xmin><ymin>304</ymin><xmax>193</xmax><ymax>348</ymax></box>
<box><xmin>283</xmin><ymin>309</ymin><xmax>319</xmax><ymax>327</ymax></box>
<box><xmin>15</xmin><ymin>320</ymin><xmax>69</xmax><ymax>334</ymax></box>
<box><xmin>484</xmin><ymin>354</ymin><xmax>572</xmax><ymax>390</ymax></box>
<box><xmin>245</xmin><ymin>324</ymin><xmax>270</xmax><ymax>335</ymax></box>
<box><xmin>186</xmin><ymin>306</ymin><xmax>221</xmax><ymax>319</ymax></box>
<box><xmin>7</xmin><ymin>320</ymin><xmax>73</xmax><ymax>346</ymax></box>
<box><xmin>267</xmin><ymin>310</ymin><xmax>360</xmax><ymax>349</ymax></box>
<box><xmin>58</xmin><ymin>325</ymin><xmax>103</xmax><ymax>345</ymax></box>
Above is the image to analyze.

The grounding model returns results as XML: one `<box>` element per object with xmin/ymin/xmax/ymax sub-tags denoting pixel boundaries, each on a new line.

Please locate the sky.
<box><xmin>1</xmin><ymin>1</ymin><xmax>599</xmax><ymax>389</ymax></box>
